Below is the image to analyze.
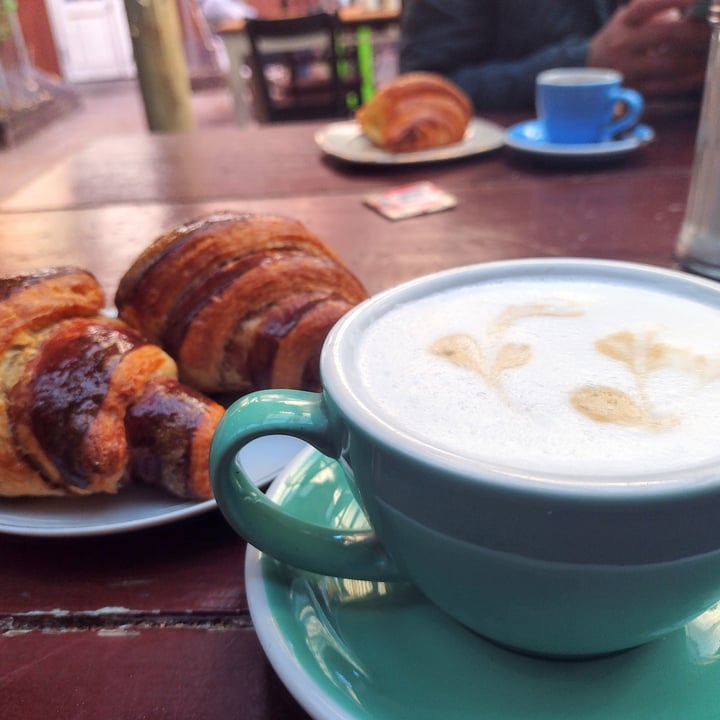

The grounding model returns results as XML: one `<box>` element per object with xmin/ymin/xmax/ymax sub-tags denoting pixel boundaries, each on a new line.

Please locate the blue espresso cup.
<box><xmin>536</xmin><ymin>67</ymin><xmax>644</xmax><ymax>144</ymax></box>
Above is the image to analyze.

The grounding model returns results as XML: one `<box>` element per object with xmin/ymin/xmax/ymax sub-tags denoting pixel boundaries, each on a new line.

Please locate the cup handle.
<box><xmin>209</xmin><ymin>389</ymin><xmax>400</xmax><ymax>581</ymax></box>
<box><xmin>605</xmin><ymin>87</ymin><xmax>644</xmax><ymax>139</ymax></box>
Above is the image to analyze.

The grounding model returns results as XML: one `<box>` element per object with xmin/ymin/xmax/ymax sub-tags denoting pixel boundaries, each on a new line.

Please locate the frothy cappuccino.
<box><xmin>356</xmin><ymin>276</ymin><xmax>720</xmax><ymax>477</ymax></box>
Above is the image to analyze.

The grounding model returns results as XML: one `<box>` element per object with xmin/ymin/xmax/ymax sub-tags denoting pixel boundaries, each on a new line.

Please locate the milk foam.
<box><xmin>356</xmin><ymin>278</ymin><xmax>720</xmax><ymax>476</ymax></box>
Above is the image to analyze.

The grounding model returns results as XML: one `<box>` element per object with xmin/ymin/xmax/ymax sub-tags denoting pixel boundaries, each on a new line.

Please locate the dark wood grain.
<box><xmin>0</xmin><ymin>170</ymin><xmax>692</xmax><ymax>300</ymax></box>
<box><xmin>0</xmin><ymin>110</ymin><xmax>698</xmax><ymax>212</ymax></box>
<box><xmin>0</xmin><ymin>512</ymin><xmax>247</xmax><ymax>615</ymax></box>
<box><xmin>0</xmin><ymin>628</ymin><xmax>312</xmax><ymax>720</ymax></box>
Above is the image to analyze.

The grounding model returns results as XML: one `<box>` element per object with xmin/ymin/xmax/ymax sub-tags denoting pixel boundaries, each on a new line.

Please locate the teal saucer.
<box><xmin>245</xmin><ymin>448</ymin><xmax>720</xmax><ymax>720</ymax></box>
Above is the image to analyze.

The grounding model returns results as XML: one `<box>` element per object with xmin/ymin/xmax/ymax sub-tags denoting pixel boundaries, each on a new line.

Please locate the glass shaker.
<box><xmin>675</xmin><ymin>1</ymin><xmax>720</xmax><ymax>278</ymax></box>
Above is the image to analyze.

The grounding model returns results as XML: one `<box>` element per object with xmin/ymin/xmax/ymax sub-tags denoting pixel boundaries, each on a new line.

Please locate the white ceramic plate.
<box><xmin>0</xmin><ymin>435</ymin><xmax>307</xmax><ymax>537</ymax></box>
<box><xmin>505</xmin><ymin>119</ymin><xmax>655</xmax><ymax>159</ymax></box>
<box><xmin>314</xmin><ymin>118</ymin><xmax>506</xmax><ymax>165</ymax></box>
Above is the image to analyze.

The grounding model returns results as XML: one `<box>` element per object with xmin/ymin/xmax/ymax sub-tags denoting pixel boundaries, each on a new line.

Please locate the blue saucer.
<box><xmin>505</xmin><ymin>119</ymin><xmax>655</xmax><ymax>159</ymax></box>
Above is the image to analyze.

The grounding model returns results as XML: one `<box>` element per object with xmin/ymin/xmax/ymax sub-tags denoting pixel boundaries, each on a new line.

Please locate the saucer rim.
<box><xmin>504</xmin><ymin>119</ymin><xmax>655</xmax><ymax>157</ymax></box>
<box><xmin>246</xmin><ymin>448</ymin><xmax>358</xmax><ymax>720</ymax></box>
<box><xmin>244</xmin><ymin>447</ymin><xmax>720</xmax><ymax>720</ymax></box>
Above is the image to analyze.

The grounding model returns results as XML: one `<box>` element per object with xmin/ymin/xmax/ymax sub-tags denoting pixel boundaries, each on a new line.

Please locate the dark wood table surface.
<box><xmin>0</xmin><ymin>105</ymin><xmax>702</xmax><ymax>719</ymax></box>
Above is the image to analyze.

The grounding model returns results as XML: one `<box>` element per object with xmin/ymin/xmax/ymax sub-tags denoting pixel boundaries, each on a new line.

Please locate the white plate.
<box><xmin>504</xmin><ymin>119</ymin><xmax>655</xmax><ymax>159</ymax></box>
<box><xmin>0</xmin><ymin>435</ymin><xmax>307</xmax><ymax>537</ymax></box>
<box><xmin>314</xmin><ymin>118</ymin><xmax>506</xmax><ymax>165</ymax></box>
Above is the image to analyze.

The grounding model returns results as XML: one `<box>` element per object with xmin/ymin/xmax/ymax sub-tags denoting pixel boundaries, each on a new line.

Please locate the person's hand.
<box><xmin>588</xmin><ymin>0</ymin><xmax>711</xmax><ymax>97</ymax></box>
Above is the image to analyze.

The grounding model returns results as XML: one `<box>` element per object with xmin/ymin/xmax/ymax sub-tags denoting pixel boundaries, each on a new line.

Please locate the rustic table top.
<box><xmin>0</xmin><ymin>105</ymin><xmax>703</xmax><ymax>719</ymax></box>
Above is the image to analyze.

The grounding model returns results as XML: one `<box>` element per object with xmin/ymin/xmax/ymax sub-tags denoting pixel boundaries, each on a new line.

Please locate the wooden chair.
<box><xmin>244</xmin><ymin>12</ymin><xmax>361</xmax><ymax>123</ymax></box>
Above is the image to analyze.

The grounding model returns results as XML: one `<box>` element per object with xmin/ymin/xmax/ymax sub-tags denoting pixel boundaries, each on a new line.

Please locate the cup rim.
<box><xmin>537</xmin><ymin>67</ymin><xmax>623</xmax><ymax>86</ymax></box>
<box><xmin>322</xmin><ymin>258</ymin><xmax>720</xmax><ymax>499</ymax></box>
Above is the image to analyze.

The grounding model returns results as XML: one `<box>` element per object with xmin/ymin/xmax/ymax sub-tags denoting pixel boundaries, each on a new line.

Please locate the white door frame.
<box><xmin>45</xmin><ymin>0</ymin><xmax>136</xmax><ymax>82</ymax></box>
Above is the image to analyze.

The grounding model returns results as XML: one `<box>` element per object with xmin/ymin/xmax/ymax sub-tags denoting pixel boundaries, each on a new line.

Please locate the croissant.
<box><xmin>0</xmin><ymin>266</ymin><xmax>104</xmax><ymax>356</ymax></box>
<box><xmin>0</xmin><ymin>268</ymin><xmax>223</xmax><ymax>499</ymax></box>
<box><xmin>356</xmin><ymin>72</ymin><xmax>473</xmax><ymax>153</ymax></box>
<box><xmin>115</xmin><ymin>212</ymin><xmax>368</xmax><ymax>396</ymax></box>
<box><xmin>125</xmin><ymin>377</ymin><xmax>222</xmax><ymax>500</ymax></box>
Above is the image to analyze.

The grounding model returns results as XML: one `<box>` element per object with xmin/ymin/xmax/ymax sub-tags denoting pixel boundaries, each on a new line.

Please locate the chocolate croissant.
<box><xmin>115</xmin><ymin>212</ymin><xmax>368</xmax><ymax>396</ymax></box>
<box><xmin>356</xmin><ymin>72</ymin><xmax>473</xmax><ymax>153</ymax></box>
<box><xmin>0</xmin><ymin>268</ymin><xmax>223</xmax><ymax>499</ymax></box>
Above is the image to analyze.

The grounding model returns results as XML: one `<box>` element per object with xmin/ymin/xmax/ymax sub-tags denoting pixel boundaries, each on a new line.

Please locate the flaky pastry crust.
<box><xmin>115</xmin><ymin>212</ymin><xmax>368</xmax><ymax>395</ymax></box>
<box><xmin>356</xmin><ymin>72</ymin><xmax>473</xmax><ymax>153</ymax></box>
<box><xmin>0</xmin><ymin>268</ymin><xmax>222</xmax><ymax>499</ymax></box>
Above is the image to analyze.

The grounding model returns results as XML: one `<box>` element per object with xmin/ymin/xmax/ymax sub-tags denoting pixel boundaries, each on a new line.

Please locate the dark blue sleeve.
<box><xmin>399</xmin><ymin>0</ymin><xmax>609</xmax><ymax>111</ymax></box>
<box><xmin>448</xmin><ymin>39</ymin><xmax>591</xmax><ymax>111</ymax></box>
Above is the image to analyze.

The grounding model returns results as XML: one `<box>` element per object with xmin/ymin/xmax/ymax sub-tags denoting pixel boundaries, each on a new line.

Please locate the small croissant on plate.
<box><xmin>0</xmin><ymin>267</ymin><xmax>223</xmax><ymax>499</ymax></box>
<box><xmin>356</xmin><ymin>71</ymin><xmax>473</xmax><ymax>153</ymax></box>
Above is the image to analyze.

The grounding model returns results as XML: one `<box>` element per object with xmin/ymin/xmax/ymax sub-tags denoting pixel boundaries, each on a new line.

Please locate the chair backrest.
<box><xmin>245</xmin><ymin>12</ymin><xmax>355</xmax><ymax>123</ymax></box>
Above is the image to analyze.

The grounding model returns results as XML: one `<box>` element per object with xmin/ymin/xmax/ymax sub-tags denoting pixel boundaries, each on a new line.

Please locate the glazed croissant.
<box><xmin>115</xmin><ymin>212</ymin><xmax>368</xmax><ymax>396</ymax></box>
<box><xmin>0</xmin><ymin>267</ymin><xmax>223</xmax><ymax>499</ymax></box>
<box><xmin>356</xmin><ymin>72</ymin><xmax>473</xmax><ymax>153</ymax></box>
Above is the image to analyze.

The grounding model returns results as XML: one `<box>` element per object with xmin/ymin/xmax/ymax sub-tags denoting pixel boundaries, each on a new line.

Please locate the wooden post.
<box><xmin>123</xmin><ymin>0</ymin><xmax>194</xmax><ymax>132</ymax></box>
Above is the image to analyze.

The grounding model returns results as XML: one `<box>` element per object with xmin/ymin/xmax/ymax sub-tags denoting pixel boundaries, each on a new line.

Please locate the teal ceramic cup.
<box><xmin>210</xmin><ymin>258</ymin><xmax>720</xmax><ymax>657</ymax></box>
<box><xmin>536</xmin><ymin>67</ymin><xmax>644</xmax><ymax>144</ymax></box>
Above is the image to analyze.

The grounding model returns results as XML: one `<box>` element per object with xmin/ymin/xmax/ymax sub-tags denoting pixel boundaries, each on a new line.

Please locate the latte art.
<box><xmin>430</xmin><ymin>301</ymin><xmax>582</xmax><ymax>397</ymax></box>
<box><xmin>570</xmin><ymin>330</ymin><xmax>720</xmax><ymax>431</ymax></box>
<box><xmin>356</xmin><ymin>278</ymin><xmax>720</xmax><ymax>476</ymax></box>
<box><xmin>432</xmin><ymin>324</ymin><xmax>720</xmax><ymax>432</ymax></box>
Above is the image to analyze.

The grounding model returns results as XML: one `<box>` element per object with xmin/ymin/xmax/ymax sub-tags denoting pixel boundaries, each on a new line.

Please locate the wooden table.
<box><xmin>0</xmin><ymin>105</ymin><xmax>702</xmax><ymax>719</ymax></box>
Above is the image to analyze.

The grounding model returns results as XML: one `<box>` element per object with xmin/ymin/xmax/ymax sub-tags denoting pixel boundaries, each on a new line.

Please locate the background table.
<box><xmin>216</xmin><ymin>7</ymin><xmax>401</xmax><ymax>125</ymax></box>
<box><xmin>0</xmin><ymin>105</ymin><xmax>702</xmax><ymax>719</ymax></box>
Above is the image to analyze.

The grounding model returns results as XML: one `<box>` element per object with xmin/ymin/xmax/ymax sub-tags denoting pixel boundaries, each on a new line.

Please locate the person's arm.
<box><xmin>400</xmin><ymin>0</ymin><xmax>709</xmax><ymax>112</ymax></box>
<box><xmin>399</xmin><ymin>0</ymin><xmax>608</xmax><ymax>111</ymax></box>
<box><xmin>447</xmin><ymin>39</ymin><xmax>592</xmax><ymax>111</ymax></box>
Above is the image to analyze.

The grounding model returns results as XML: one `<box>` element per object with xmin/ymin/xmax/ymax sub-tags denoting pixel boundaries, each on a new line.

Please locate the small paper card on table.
<box><xmin>363</xmin><ymin>181</ymin><xmax>458</xmax><ymax>220</ymax></box>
